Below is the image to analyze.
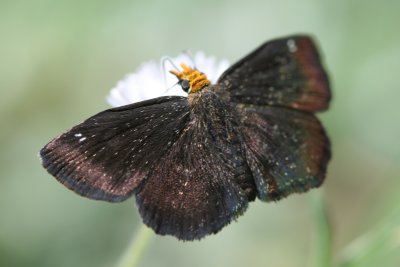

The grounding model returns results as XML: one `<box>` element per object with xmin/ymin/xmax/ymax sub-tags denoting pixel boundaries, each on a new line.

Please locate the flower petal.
<box><xmin>107</xmin><ymin>52</ymin><xmax>230</xmax><ymax>107</ymax></box>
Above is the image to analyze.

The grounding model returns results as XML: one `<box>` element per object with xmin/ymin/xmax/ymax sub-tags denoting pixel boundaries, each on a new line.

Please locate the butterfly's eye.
<box><xmin>180</xmin><ymin>79</ymin><xmax>190</xmax><ymax>93</ymax></box>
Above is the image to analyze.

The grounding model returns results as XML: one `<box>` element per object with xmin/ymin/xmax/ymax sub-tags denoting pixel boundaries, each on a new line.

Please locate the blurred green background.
<box><xmin>1</xmin><ymin>0</ymin><xmax>399</xmax><ymax>266</ymax></box>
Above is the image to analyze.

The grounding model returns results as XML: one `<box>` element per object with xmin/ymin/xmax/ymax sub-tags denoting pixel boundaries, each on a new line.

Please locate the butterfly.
<box><xmin>40</xmin><ymin>35</ymin><xmax>331</xmax><ymax>241</ymax></box>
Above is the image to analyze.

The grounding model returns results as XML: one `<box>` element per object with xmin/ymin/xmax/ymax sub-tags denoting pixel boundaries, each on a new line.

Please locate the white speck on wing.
<box><xmin>74</xmin><ymin>133</ymin><xmax>82</xmax><ymax>137</ymax></box>
<box><xmin>287</xmin><ymin>39</ymin><xmax>298</xmax><ymax>53</ymax></box>
<box><xmin>79</xmin><ymin>137</ymin><xmax>86</xmax><ymax>142</ymax></box>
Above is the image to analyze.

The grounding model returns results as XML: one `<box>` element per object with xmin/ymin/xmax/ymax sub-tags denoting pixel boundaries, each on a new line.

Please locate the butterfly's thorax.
<box><xmin>187</xmin><ymin>84</ymin><xmax>229</xmax><ymax>106</ymax></box>
<box><xmin>187</xmin><ymin>87</ymin><xmax>258</xmax><ymax>201</ymax></box>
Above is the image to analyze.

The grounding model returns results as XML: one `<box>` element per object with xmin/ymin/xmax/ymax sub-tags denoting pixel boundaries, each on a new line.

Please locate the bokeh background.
<box><xmin>1</xmin><ymin>0</ymin><xmax>399</xmax><ymax>266</ymax></box>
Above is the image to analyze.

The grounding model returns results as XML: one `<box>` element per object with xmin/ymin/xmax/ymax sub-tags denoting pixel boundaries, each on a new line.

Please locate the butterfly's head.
<box><xmin>170</xmin><ymin>63</ymin><xmax>211</xmax><ymax>94</ymax></box>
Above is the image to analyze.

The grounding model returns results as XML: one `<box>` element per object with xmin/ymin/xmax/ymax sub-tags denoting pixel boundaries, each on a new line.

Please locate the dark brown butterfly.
<box><xmin>40</xmin><ymin>35</ymin><xmax>331</xmax><ymax>241</ymax></box>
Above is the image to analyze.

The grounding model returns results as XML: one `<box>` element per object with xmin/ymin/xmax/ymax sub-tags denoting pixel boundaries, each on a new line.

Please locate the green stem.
<box><xmin>337</xmin><ymin>211</ymin><xmax>400</xmax><ymax>267</ymax></box>
<box><xmin>310</xmin><ymin>190</ymin><xmax>332</xmax><ymax>267</ymax></box>
<box><xmin>115</xmin><ymin>224</ymin><xmax>154</xmax><ymax>267</ymax></box>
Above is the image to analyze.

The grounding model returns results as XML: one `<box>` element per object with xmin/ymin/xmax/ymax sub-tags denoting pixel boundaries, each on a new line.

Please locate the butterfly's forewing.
<box><xmin>238</xmin><ymin>105</ymin><xmax>330</xmax><ymax>201</ymax></box>
<box><xmin>135</xmin><ymin>89</ymin><xmax>254</xmax><ymax>240</ymax></box>
<box><xmin>40</xmin><ymin>96</ymin><xmax>190</xmax><ymax>202</ymax></box>
<box><xmin>217</xmin><ymin>35</ymin><xmax>330</xmax><ymax>112</ymax></box>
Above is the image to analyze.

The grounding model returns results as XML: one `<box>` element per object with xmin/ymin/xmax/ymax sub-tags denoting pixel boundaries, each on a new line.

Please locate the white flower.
<box><xmin>107</xmin><ymin>52</ymin><xmax>230</xmax><ymax>107</ymax></box>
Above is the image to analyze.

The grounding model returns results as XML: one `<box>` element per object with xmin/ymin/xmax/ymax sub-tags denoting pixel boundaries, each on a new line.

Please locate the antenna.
<box><xmin>182</xmin><ymin>49</ymin><xmax>197</xmax><ymax>70</ymax></box>
<box><xmin>160</xmin><ymin>56</ymin><xmax>180</xmax><ymax>90</ymax></box>
<box><xmin>162</xmin><ymin>81</ymin><xmax>180</xmax><ymax>95</ymax></box>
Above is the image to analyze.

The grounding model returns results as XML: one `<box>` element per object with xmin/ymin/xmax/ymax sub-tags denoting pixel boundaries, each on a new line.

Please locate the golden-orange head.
<box><xmin>170</xmin><ymin>63</ymin><xmax>211</xmax><ymax>94</ymax></box>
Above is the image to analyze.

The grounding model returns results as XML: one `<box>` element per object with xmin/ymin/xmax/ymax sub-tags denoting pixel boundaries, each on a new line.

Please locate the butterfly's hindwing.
<box><xmin>40</xmin><ymin>96</ymin><xmax>190</xmax><ymax>202</ymax></box>
<box><xmin>135</xmin><ymin>89</ymin><xmax>255</xmax><ymax>240</ymax></box>
<box><xmin>237</xmin><ymin>105</ymin><xmax>330</xmax><ymax>201</ymax></box>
